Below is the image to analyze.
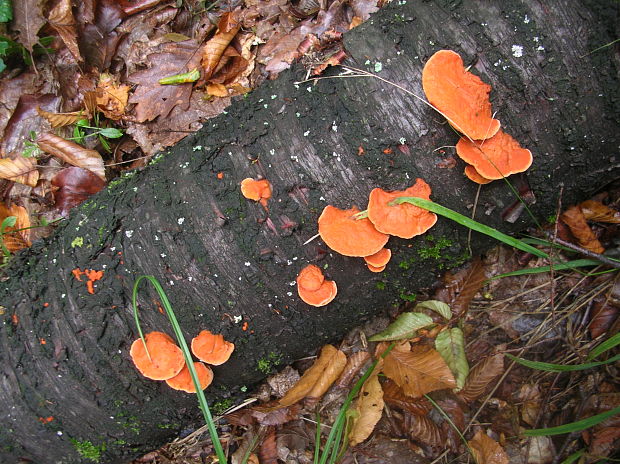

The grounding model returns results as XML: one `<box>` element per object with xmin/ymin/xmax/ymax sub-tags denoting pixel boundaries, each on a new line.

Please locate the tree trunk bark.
<box><xmin>1</xmin><ymin>0</ymin><xmax>618</xmax><ymax>462</ymax></box>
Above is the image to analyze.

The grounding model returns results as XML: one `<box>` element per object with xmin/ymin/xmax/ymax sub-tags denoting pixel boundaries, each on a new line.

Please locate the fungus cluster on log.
<box><xmin>422</xmin><ymin>50</ymin><xmax>533</xmax><ymax>183</ymax></box>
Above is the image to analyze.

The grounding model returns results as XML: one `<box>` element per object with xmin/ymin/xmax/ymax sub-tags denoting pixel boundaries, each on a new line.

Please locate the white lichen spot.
<box><xmin>214</xmin><ymin>274</ymin><xmax>218</xmax><ymax>277</ymax></box>
<box><xmin>319</xmin><ymin>196</ymin><xmax>325</xmax><ymax>201</ymax></box>
<box><xmin>271</xmin><ymin>94</ymin><xmax>277</xmax><ymax>99</ymax></box>
<box><xmin>110</xmin><ymin>247</ymin><xmax>116</xmax><ymax>251</ymax></box>
<box><xmin>374</xmin><ymin>62</ymin><xmax>383</xmax><ymax>72</ymax></box>
<box><xmin>303</xmin><ymin>130</ymin><xmax>310</xmax><ymax>137</ymax></box>
<box><xmin>399</xmin><ymin>137</ymin><xmax>406</xmax><ymax>145</ymax></box>
<box><xmin>293</xmin><ymin>256</ymin><xmax>298</xmax><ymax>261</ymax></box>
<box><xmin>289</xmin><ymin>281</ymin><xmax>296</xmax><ymax>286</ymax></box>
<box><xmin>238</xmin><ymin>277</ymin><xmax>242</xmax><ymax>281</ymax></box>
<box><xmin>244</xmin><ymin>262</ymin><xmax>251</xmax><ymax>266</ymax></box>
<box><xmin>296</xmin><ymin>112</ymin><xmax>301</xmax><ymax>117</ymax></box>
<box><xmin>263</xmin><ymin>104</ymin><xmax>268</xmax><ymax>109</ymax></box>
<box><xmin>287</xmin><ymin>260</ymin><xmax>293</xmax><ymax>265</ymax></box>
<box><xmin>306</xmin><ymin>86</ymin><xmax>312</xmax><ymax>92</ymax></box>
<box><xmin>512</xmin><ymin>44</ymin><xmax>524</xmax><ymax>58</ymax></box>
<box><xmin>234</xmin><ymin>315</ymin><xmax>242</xmax><ymax>323</ymax></box>
<box><xmin>286</xmin><ymin>292</ymin><xmax>293</xmax><ymax>297</ymax></box>
<box><xmin>177</xmin><ymin>217</ymin><xmax>185</xmax><ymax>225</ymax></box>
<box><xmin>61</xmin><ymin>293</ymin><xmax>66</xmax><ymax>299</ymax></box>
<box><xmin>193</xmin><ymin>145</ymin><xmax>202</xmax><ymax>151</ymax></box>
<box><xmin>270</xmin><ymin>149</ymin><xmax>275</xmax><ymax>155</ymax></box>
<box><xmin>264</xmin><ymin>121</ymin><xmax>269</xmax><ymax>125</ymax></box>
<box><xmin>169</xmin><ymin>280</ymin><xmax>174</xmax><ymax>285</ymax></box>
<box><xmin>331</xmin><ymin>121</ymin><xmax>338</xmax><ymax>132</ymax></box>
<box><xmin>125</xmin><ymin>230</ymin><xmax>134</xmax><ymax>238</ymax></box>
<box><xmin>154</xmin><ymin>236</ymin><xmax>159</xmax><ymax>241</ymax></box>
<box><xmin>133</xmin><ymin>187</ymin><xmax>138</xmax><ymax>192</ymax></box>
<box><xmin>188</xmin><ymin>276</ymin><xmax>193</xmax><ymax>281</ymax></box>
<box><xmin>290</xmin><ymin>155</ymin><xmax>298</xmax><ymax>161</ymax></box>
<box><xmin>179</xmin><ymin>162</ymin><xmax>190</xmax><ymax>169</ymax></box>
<box><xmin>523</xmin><ymin>14</ymin><xmax>530</xmax><ymax>24</ymax></box>
<box><xmin>52</xmin><ymin>259</ymin><xmax>56</xmax><ymax>264</ymax></box>
<box><xmin>294</xmin><ymin>84</ymin><xmax>300</xmax><ymax>89</ymax></box>
<box><xmin>258</xmin><ymin>98</ymin><xmax>264</xmax><ymax>103</ymax></box>
<box><xmin>57</xmin><ymin>431</ymin><xmax>63</xmax><ymax>436</ymax></box>
<box><xmin>160</xmin><ymin>253</ymin><xmax>167</xmax><ymax>258</ymax></box>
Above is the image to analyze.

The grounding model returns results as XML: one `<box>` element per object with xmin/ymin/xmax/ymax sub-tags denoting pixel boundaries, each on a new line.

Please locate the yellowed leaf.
<box><xmin>96</xmin><ymin>74</ymin><xmax>130</xmax><ymax>121</ymax></box>
<box><xmin>0</xmin><ymin>204</ymin><xmax>31</xmax><ymax>253</ymax></box>
<box><xmin>381</xmin><ymin>342</ymin><xmax>456</xmax><ymax>398</ymax></box>
<box><xmin>561</xmin><ymin>205</ymin><xmax>604</xmax><ymax>253</ymax></box>
<box><xmin>207</xmin><ymin>83</ymin><xmax>229</xmax><ymax>97</ymax></box>
<box><xmin>278</xmin><ymin>344</ymin><xmax>346</xmax><ymax>406</ymax></box>
<box><xmin>348</xmin><ymin>359</ymin><xmax>384</xmax><ymax>446</ymax></box>
<box><xmin>37</xmin><ymin>133</ymin><xmax>105</xmax><ymax>180</ymax></box>
<box><xmin>468</xmin><ymin>429</ymin><xmax>509</xmax><ymax>464</ymax></box>
<box><xmin>579</xmin><ymin>200</ymin><xmax>620</xmax><ymax>224</ymax></box>
<box><xmin>0</xmin><ymin>156</ymin><xmax>39</xmax><ymax>187</ymax></box>
<box><xmin>37</xmin><ymin>107</ymin><xmax>84</xmax><ymax>128</ymax></box>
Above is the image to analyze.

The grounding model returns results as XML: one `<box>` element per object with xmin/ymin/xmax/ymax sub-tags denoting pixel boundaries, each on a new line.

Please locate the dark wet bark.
<box><xmin>1</xmin><ymin>1</ymin><xmax>618</xmax><ymax>462</ymax></box>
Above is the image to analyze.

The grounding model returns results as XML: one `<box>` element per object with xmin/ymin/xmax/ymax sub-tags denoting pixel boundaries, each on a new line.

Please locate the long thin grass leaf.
<box><xmin>506</xmin><ymin>352</ymin><xmax>620</xmax><ymax>372</ymax></box>
<box><xmin>587</xmin><ymin>332</ymin><xmax>620</xmax><ymax>361</ymax></box>
<box><xmin>524</xmin><ymin>406</ymin><xmax>620</xmax><ymax>436</ymax></box>
<box><xmin>489</xmin><ymin>259</ymin><xmax>600</xmax><ymax>280</ymax></box>
<box><xmin>392</xmin><ymin>197</ymin><xmax>548</xmax><ymax>258</ymax></box>
<box><xmin>560</xmin><ymin>449</ymin><xmax>585</xmax><ymax>464</ymax></box>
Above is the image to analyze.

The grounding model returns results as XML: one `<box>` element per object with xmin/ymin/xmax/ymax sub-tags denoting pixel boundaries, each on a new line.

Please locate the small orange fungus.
<box><xmin>241</xmin><ymin>178</ymin><xmax>272</xmax><ymax>207</ymax></box>
<box><xmin>217</xmin><ymin>172</ymin><xmax>224</xmax><ymax>179</ymax></box>
<box><xmin>296</xmin><ymin>264</ymin><xmax>338</xmax><ymax>307</ymax></box>
<box><xmin>422</xmin><ymin>50</ymin><xmax>500</xmax><ymax>140</ymax></box>
<box><xmin>191</xmin><ymin>330</ymin><xmax>235</xmax><ymax>366</ymax></box>
<box><xmin>130</xmin><ymin>331</ymin><xmax>185</xmax><ymax>380</ymax></box>
<box><xmin>464</xmin><ymin>165</ymin><xmax>493</xmax><ymax>184</ymax></box>
<box><xmin>318</xmin><ymin>205</ymin><xmax>389</xmax><ymax>257</ymax></box>
<box><xmin>366</xmin><ymin>263</ymin><xmax>386</xmax><ymax>273</ymax></box>
<box><xmin>296</xmin><ymin>264</ymin><xmax>325</xmax><ymax>291</ymax></box>
<box><xmin>72</xmin><ymin>268</ymin><xmax>83</xmax><ymax>281</ymax></box>
<box><xmin>363</xmin><ymin>248</ymin><xmax>391</xmax><ymax>268</ymax></box>
<box><xmin>456</xmin><ymin>130</ymin><xmax>533</xmax><ymax>180</ymax></box>
<box><xmin>165</xmin><ymin>361</ymin><xmax>214</xmax><ymax>393</ymax></box>
<box><xmin>367</xmin><ymin>179</ymin><xmax>437</xmax><ymax>239</ymax></box>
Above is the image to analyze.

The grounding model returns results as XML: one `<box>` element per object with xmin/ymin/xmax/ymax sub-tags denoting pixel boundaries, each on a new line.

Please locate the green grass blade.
<box><xmin>132</xmin><ymin>276</ymin><xmax>227</xmax><ymax>464</ymax></box>
<box><xmin>314</xmin><ymin>413</ymin><xmax>321</xmax><ymax>464</ymax></box>
<box><xmin>489</xmin><ymin>259</ymin><xmax>601</xmax><ymax>280</ymax></box>
<box><xmin>560</xmin><ymin>449</ymin><xmax>585</xmax><ymax>464</ymax></box>
<box><xmin>524</xmin><ymin>406</ymin><xmax>620</xmax><ymax>436</ymax></box>
<box><xmin>587</xmin><ymin>332</ymin><xmax>620</xmax><ymax>361</ymax></box>
<box><xmin>506</xmin><ymin>353</ymin><xmax>620</xmax><ymax>372</ymax></box>
<box><xmin>393</xmin><ymin>197</ymin><xmax>548</xmax><ymax>258</ymax></box>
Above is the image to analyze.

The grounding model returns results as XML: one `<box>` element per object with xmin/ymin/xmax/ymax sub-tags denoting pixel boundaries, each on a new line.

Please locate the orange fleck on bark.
<box><xmin>357</xmin><ymin>145</ymin><xmax>364</xmax><ymax>156</ymax></box>
<box><xmin>242</xmin><ymin>322</ymin><xmax>249</xmax><ymax>331</ymax></box>
<box><xmin>85</xmin><ymin>269</ymin><xmax>104</xmax><ymax>281</ymax></box>
<box><xmin>217</xmin><ymin>172</ymin><xmax>224</xmax><ymax>179</ymax></box>
<box><xmin>11</xmin><ymin>314</ymin><xmax>18</xmax><ymax>325</ymax></box>
<box><xmin>38</xmin><ymin>416</ymin><xmax>54</xmax><ymax>423</ymax></box>
<box><xmin>40</xmin><ymin>338</ymin><xmax>46</xmax><ymax>345</ymax></box>
<box><xmin>383</xmin><ymin>148</ymin><xmax>393</xmax><ymax>154</ymax></box>
<box><xmin>43</xmin><ymin>302</ymin><xmax>49</xmax><ymax>307</ymax></box>
<box><xmin>72</xmin><ymin>268</ymin><xmax>84</xmax><ymax>281</ymax></box>
<box><xmin>86</xmin><ymin>281</ymin><xmax>95</xmax><ymax>294</ymax></box>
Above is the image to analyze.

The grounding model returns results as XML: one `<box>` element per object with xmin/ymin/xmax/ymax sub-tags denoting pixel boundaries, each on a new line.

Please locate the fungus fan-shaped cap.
<box><xmin>130</xmin><ymin>331</ymin><xmax>185</xmax><ymax>381</ymax></box>
<box><xmin>464</xmin><ymin>165</ymin><xmax>493</xmax><ymax>184</ymax></box>
<box><xmin>191</xmin><ymin>330</ymin><xmax>235</xmax><ymax>366</ymax></box>
<box><xmin>166</xmin><ymin>361</ymin><xmax>214</xmax><ymax>393</ymax></box>
<box><xmin>422</xmin><ymin>50</ymin><xmax>500</xmax><ymax>140</ymax></box>
<box><xmin>363</xmin><ymin>248</ymin><xmax>391</xmax><ymax>268</ymax></box>
<box><xmin>367</xmin><ymin>179</ymin><xmax>437</xmax><ymax>239</ymax></box>
<box><xmin>318</xmin><ymin>205</ymin><xmax>389</xmax><ymax>257</ymax></box>
<box><xmin>456</xmin><ymin>130</ymin><xmax>533</xmax><ymax>180</ymax></box>
<box><xmin>366</xmin><ymin>263</ymin><xmax>386</xmax><ymax>273</ymax></box>
<box><xmin>296</xmin><ymin>264</ymin><xmax>325</xmax><ymax>292</ymax></box>
<box><xmin>298</xmin><ymin>279</ymin><xmax>338</xmax><ymax>307</ymax></box>
<box><xmin>240</xmin><ymin>178</ymin><xmax>272</xmax><ymax>202</ymax></box>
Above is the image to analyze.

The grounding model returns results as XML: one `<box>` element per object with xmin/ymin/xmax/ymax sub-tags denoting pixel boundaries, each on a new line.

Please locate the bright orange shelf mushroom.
<box><xmin>464</xmin><ymin>165</ymin><xmax>493</xmax><ymax>184</ymax></box>
<box><xmin>241</xmin><ymin>178</ymin><xmax>272</xmax><ymax>206</ymax></box>
<box><xmin>296</xmin><ymin>264</ymin><xmax>325</xmax><ymax>292</ymax></box>
<box><xmin>130</xmin><ymin>331</ymin><xmax>185</xmax><ymax>381</ymax></box>
<box><xmin>422</xmin><ymin>49</ymin><xmax>500</xmax><ymax>141</ymax></box>
<box><xmin>366</xmin><ymin>263</ymin><xmax>386</xmax><ymax>273</ymax></box>
<box><xmin>318</xmin><ymin>205</ymin><xmax>389</xmax><ymax>257</ymax></box>
<box><xmin>367</xmin><ymin>179</ymin><xmax>437</xmax><ymax>239</ymax></box>
<box><xmin>298</xmin><ymin>279</ymin><xmax>338</xmax><ymax>307</ymax></box>
<box><xmin>191</xmin><ymin>330</ymin><xmax>235</xmax><ymax>366</ymax></box>
<box><xmin>363</xmin><ymin>248</ymin><xmax>391</xmax><ymax>268</ymax></box>
<box><xmin>456</xmin><ymin>129</ymin><xmax>533</xmax><ymax>180</ymax></box>
<box><xmin>165</xmin><ymin>361</ymin><xmax>214</xmax><ymax>393</ymax></box>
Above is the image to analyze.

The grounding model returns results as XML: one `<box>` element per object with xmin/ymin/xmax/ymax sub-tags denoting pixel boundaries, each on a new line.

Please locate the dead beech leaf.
<box><xmin>12</xmin><ymin>0</ymin><xmax>46</xmax><ymax>52</ymax></box>
<box><xmin>560</xmin><ymin>205</ymin><xmax>604</xmax><ymax>253</ymax></box>
<box><xmin>383</xmin><ymin>379</ymin><xmax>432</xmax><ymax>415</ymax></box>
<box><xmin>96</xmin><ymin>73</ymin><xmax>130</xmax><ymax>120</ymax></box>
<box><xmin>349</xmin><ymin>359</ymin><xmax>384</xmax><ymax>446</ymax></box>
<box><xmin>278</xmin><ymin>344</ymin><xmax>346</xmax><ymax>406</ymax></box>
<box><xmin>201</xmin><ymin>12</ymin><xmax>241</xmax><ymax>80</ymax></box>
<box><xmin>579</xmin><ymin>200</ymin><xmax>620</xmax><ymax>224</ymax></box>
<box><xmin>434</xmin><ymin>258</ymin><xmax>485</xmax><ymax>317</ymax></box>
<box><xmin>518</xmin><ymin>384</ymin><xmax>542</xmax><ymax>426</ymax></box>
<box><xmin>48</xmin><ymin>0</ymin><xmax>82</xmax><ymax>62</ymax></box>
<box><xmin>459</xmin><ymin>353</ymin><xmax>504</xmax><ymax>403</ymax></box>
<box><xmin>589</xmin><ymin>294</ymin><xmax>619</xmax><ymax>339</ymax></box>
<box><xmin>258</xmin><ymin>426</ymin><xmax>278</xmax><ymax>464</ymax></box>
<box><xmin>468</xmin><ymin>429</ymin><xmax>509</xmax><ymax>464</ymax></box>
<box><xmin>52</xmin><ymin>167</ymin><xmax>107</xmax><ymax>216</ymax></box>
<box><xmin>37</xmin><ymin>133</ymin><xmax>105</xmax><ymax>180</ymax></box>
<box><xmin>336</xmin><ymin>350</ymin><xmax>371</xmax><ymax>388</ymax></box>
<box><xmin>0</xmin><ymin>204</ymin><xmax>32</xmax><ymax>252</ymax></box>
<box><xmin>0</xmin><ymin>156</ymin><xmax>39</xmax><ymax>187</ymax></box>
<box><xmin>402</xmin><ymin>411</ymin><xmax>445</xmax><ymax>448</ymax></box>
<box><xmin>381</xmin><ymin>343</ymin><xmax>456</xmax><ymax>398</ymax></box>
<box><xmin>36</xmin><ymin>107</ymin><xmax>84</xmax><ymax>128</ymax></box>
<box><xmin>250</xmin><ymin>403</ymin><xmax>301</xmax><ymax>426</ymax></box>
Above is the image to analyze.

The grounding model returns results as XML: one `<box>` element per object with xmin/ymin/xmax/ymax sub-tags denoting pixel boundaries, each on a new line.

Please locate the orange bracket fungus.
<box><xmin>363</xmin><ymin>248</ymin><xmax>391</xmax><ymax>271</ymax></box>
<box><xmin>422</xmin><ymin>49</ymin><xmax>500</xmax><ymax>141</ymax></box>
<box><xmin>318</xmin><ymin>205</ymin><xmax>389</xmax><ymax>257</ymax></box>
<box><xmin>296</xmin><ymin>264</ymin><xmax>338</xmax><ymax>307</ymax></box>
<box><xmin>367</xmin><ymin>179</ymin><xmax>438</xmax><ymax>239</ymax></box>
<box><xmin>191</xmin><ymin>330</ymin><xmax>235</xmax><ymax>366</ymax></box>
<box><xmin>165</xmin><ymin>361</ymin><xmax>214</xmax><ymax>393</ymax></box>
<box><xmin>130</xmin><ymin>331</ymin><xmax>185</xmax><ymax>380</ymax></box>
<box><xmin>456</xmin><ymin>129</ymin><xmax>533</xmax><ymax>180</ymax></box>
<box><xmin>240</xmin><ymin>177</ymin><xmax>272</xmax><ymax>207</ymax></box>
<box><xmin>464</xmin><ymin>165</ymin><xmax>493</xmax><ymax>185</ymax></box>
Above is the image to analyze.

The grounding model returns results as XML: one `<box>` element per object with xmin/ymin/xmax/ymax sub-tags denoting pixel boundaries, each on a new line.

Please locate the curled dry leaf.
<box><xmin>0</xmin><ymin>204</ymin><xmax>31</xmax><ymax>252</ymax></box>
<box><xmin>48</xmin><ymin>0</ymin><xmax>81</xmax><ymax>62</ymax></box>
<box><xmin>402</xmin><ymin>411</ymin><xmax>445</xmax><ymax>448</ymax></box>
<box><xmin>560</xmin><ymin>205</ymin><xmax>605</xmax><ymax>254</ymax></box>
<box><xmin>348</xmin><ymin>359</ymin><xmax>384</xmax><ymax>446</ymax></box>
<box><xmin>468</xmin><ymin>429</ymin><xmax>509</xmax><ymax>464</ymax></box>
<box><xmin>96</xmin><ymin>74</ymin><xmax>130</xmax><ymax>121</ymax></box>
<box><xmin>278</xmin><ymin>344</ymin><xmax>346</xmax><ymax>406</ymax></box>
<box><xmin>336</xmin><ymin>350</ymin><xmax>371</xmax><ymax>388</ymax></box>
<box><xmin>0</xmin><ymin>156</ymin><xmax>39</xmax><ymax>187</ymax></box>
<box><xmin>458</xmin><ymin>353</ymin><xmax>504</xmax><ymax>403</ymax></box>
<box><xmin>37</xmin><ymin>133</ymin><xmax>105</xmax><ymax>180</ymax></box>
<box><xmin>52</xmin><ymin>167</ymin><xmax>107</xmax><ymax>216</ymax></box>
<box><xmin>202</xmin><ymin>11</ymin><xmax>241</xmax><ymax>80</ymax></box>
<box><xmin>579</xmin><ymin>200</ymin><xmax>620</xmax><ymax>224</ymax></box>
<box><xmin>36</xmin><ymin>107</ymin><xmax>85</xmax><ymax>128</ymax></box>
<box><xmin>434</xmin><ymin>258</ymin><xmax>485</xmax><ymax>317</ymax></box>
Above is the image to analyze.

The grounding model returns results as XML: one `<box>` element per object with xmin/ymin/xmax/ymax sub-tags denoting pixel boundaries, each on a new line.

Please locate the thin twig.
<box><xmin>545</xmin><ymin>234</ymin><xmax>620</xmax><ymax>270</ymax></box>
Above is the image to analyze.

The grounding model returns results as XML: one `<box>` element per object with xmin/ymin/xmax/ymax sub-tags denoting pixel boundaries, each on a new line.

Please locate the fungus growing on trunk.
<box><xmin>165</xmin><ymin>361</ymin><xmax>214</xmax><ymax>393</ymax></box>
<box><xmin>191</xmin><ymin>330</ymin><xmax>235</xmax><ymax>366</ymax></box>
<box><xmin>422</xmin><ymin>49</ymin><xmax>500</xmax><ymax>140</ymax></box>
<box><xmin>130</xmin><ymin>331</ymin><xmax>185</xmax><ymax>380</ymax></box>
<box><xmin>296</xmin><ymin>264</ymin><xmax>338</xmax><ymax>307</ymax></box>
<box><xmin>240</xmin><ymin>177</ymin><xmax>272</xmax><ymax>207</ymax></box>
<box><xmin>318</xmin><ymin>205</ymin><xmax>389</xmax><ymax>257</ymax></box>
<box><xmin>464</xmin><ymin>165</ymin><xmax>493</xmax><ymax>184</ymax></box>
<box><xmin>363</xmin><ymin>248</ymin><xmax>391</xmax><ymax>268</ymax></box>
<box><xmin>366</xmin><ymin>263</ymin><xmax>386</xmax><ymax>273</ymax></box>
<box><xmin>367</xmin><ymin>179</ymin><xmax>437</xmax><ymax>239</ymax></box>
<box><xmin>456</xmin><ymin>130</ymin><xmax>533</xmax><ymax>180</ymax></box>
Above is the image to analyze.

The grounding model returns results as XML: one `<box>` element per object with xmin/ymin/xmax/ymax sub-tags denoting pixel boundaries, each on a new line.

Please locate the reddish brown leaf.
<box><xmin>36</xmin><ymin>107</ymin><xmax>84</xmax><ymax>128</ymax></box>
<box><xmin>0</xmin><ymin>156</ymin><xmax>39</xmax><ymax>187</ymax></box>
<box><xmin>468</xmin><ymin>429</ymin><xmax>509</xmax><ymax>464</ymax></box>
<box><xmin>402</xmin><ymin>411</ymin><xmax>445</xmax><ymax>447</ymax></box>
<box><xmin>48</xmin><ymin>0</ymin><xmax>81</xmax><ymax>62</ymax></box>
<box><xmin>590</xmin><ymin>426</ymin><xmax>620</xmax><ymax>457</ymax></box>
<box><xmin>37</xmin><ymin>133</ymin><xmax>105</xmax><ymax>180</ymax></box>
<box><xmin>0</xmin><ymin>204</ymin><xmax>32</xmax><ymax>252</ymax></box>
<box><xmin>1</xmin><ymin>94</ymin><xmax>59</xmax><ymax>155</ymax></box>
<box><xmin>589</xmin><ymin>293</ymin><xmax>619</xmax><ymax>339</ymax></box>
<box><xmin>579</xmin><ymin>200</ymin><xmax>620</xmax><ymax>224</ymax></box>
<box><xmin>78</xmin><ymin>0</ymin><xmax>125</xmax><ymax>70</ymax></box>
<box><xmin>201</xmin><ymin>12</ymin><xmax>241</xmax><ymax>80</ymax></box>
<box><xmin>381</xmin><ymin>343</ymin><xmax>456</xmax><ymax>398</ymax></box>
<box><xmin>458</xmin><ymin>353</ymin><xmax>504</xmax><ymax>403</ymax></box>
<box><xmin>52</xmin><ymin>167</ymin><xmax>106</xmax><ymax>216</ymax></box>
<box><xmin>12</xmin><ymin>0</ymin><xmax>46</xmax><ymax>52</ymax></box>
<box><xmin>382</xmin><ymin>379</ymin><xmax>432</xmax><ymax>415</ymax></box>
<box><xmin>561</xmin><ymin>205</ymin><xmax>605</xmax><ymax>253</ymax></box>
<box><xmin>250</xmin><ymin>403</ymin><xmax>301</xmax><ymax>426</ymax></box>
<box><xmin>117</xmin><ymin>0</ymin><xmax>166</xmax><ymax>15</ymax></box>
<box><xmin>258</xmin><ymin>426</ymin><xmax>278</xmax><ymax>464</ymax></box>
<box><xmin>434</xmin><ymin>258</ymin><xmax>486</xmax><ymax>317</ymax></box>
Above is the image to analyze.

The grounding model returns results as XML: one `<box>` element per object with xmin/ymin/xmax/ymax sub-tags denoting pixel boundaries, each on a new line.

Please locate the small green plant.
<box><xmin>0</xmin><ymin>215</ymin><xmax>16</xmax><ymax>262</ymax></box>
<box><xmin>72</xmin><ymin>118</ymin><xmax>123</xmax><ymax>152</ymax></box>
<box><xmin>69</xmin><ymin>438</ymin><xmax>105</xmax><ymax>463</ymax></box>
<box><xmin>257</xmin><ymin>351</ymin><xmax>283</xmax><ymax>374</ymax></box>
<box><xmin>0</xmin><ymin>35</ymin><xmax>54</xmax><ymax>73</ymax></box>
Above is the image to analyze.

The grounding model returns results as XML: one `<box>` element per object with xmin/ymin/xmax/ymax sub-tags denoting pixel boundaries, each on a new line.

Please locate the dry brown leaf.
<box><xmin>0</xmin><ymin>204</ymin><xmax>31</xmax><ymax>252</ymax></box>
<box><xmin>202</xmin><ymin>12</ymin><xmax>241</xmax><ymax>80</ymax></box>
<box><xmin>96</xmin><ymin>74</ymin><xmax>130</xmax><ymax>120</ymax></box>
<box><xmin>590</xmin><ymin>426</ymin><xmax>620</xmax><ymax>457</ymax></box>
<box><xmin>434</xmin><ymin>258</ymin><xmax>485</xmax><ymax>317</ymax></box>
<box><xmin>381</xmin><ymin>343</ymin><xmax>456</xmax><ymax>398</ymax></box>
<box><xmin>382</xmin><ymin>379</ymin><xmax>432</xmax><ymax>415</ymax></box>
<box><xmin>468</xmin><ymin>429</ymin><xmax>509</xmax><ymax>464</ymax></box>
<box><xmin>207</xmin><ymin>83</ymin><xmax>229</xmax><ymax>97</ymax></box>
<box><xmin>0</xmin><ymin>156</ymin><xmax>39</xmax><ymax>187</ymax></box>
<box><xmin>518</xmin><ymin>383</ymin><xmax>541</xmax><ymax>426</ymax></box>
<box><xmin>36</xmin><ymin>107</ymin><xmax>84</xmax><ymax>128</ymax></box>
<box><xmin>589</xmin><ymin>289</ymin><xmax>620</xmax><ymax>338</ymax></box>
<box><xmin>51</xmin><ymin>167</ymin><xmax>107</xmax><ymax>216</ymax></box>
<box><xmin>278</xmin><ymin>344</ymin><xmax>346</xmax><ymax>406</ymax></box>
<box><xmin>560</xmin><ymin>205</ymin><xmax>604</xmax><ymax>253</ymax></box>
<box><xmin>258</xmin><ymin>426</ymin><xmax>278</xmax><ymax>464</ymax></box>
<box><xmin>402</xmin><ymin>411</ymin><xmax>445</xmax><ymax>448</ymax></box>
<box><xmin>12</xmin><ymin>0</ymin><xmax>46</xmax><ymax>52</ymax></box>
<box><xmin>348</xmin><ymin>359</ymin><xmax>384</xmax><ymax>446</ymax></box>
<box><xmin>250</xmin><ymin>403</ymin><xmax>301</xmax><ymax>426</ymax></box>
<box><xmin>459</xmin><ymin>353</ymin><xmax>504</xmax><ymax>403</ymax></box>
<box><xmin>37</xmin><ymin>133</ymin><xmax>105</xmax><ymax>180</ymax></box>
<box><xmin>336</xmin><ymin>350</ymin><xmax>371</xmax><ymax>388</ymax></box>
<box><xmin>48</xmin><ymin>0</ymin><xmax>82</xmax><ymax>62</ymax></box>
<box><xmin>579</xmin><ymin>200</ymin><xmax>620</xmax><ymax>224</ymax></box>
